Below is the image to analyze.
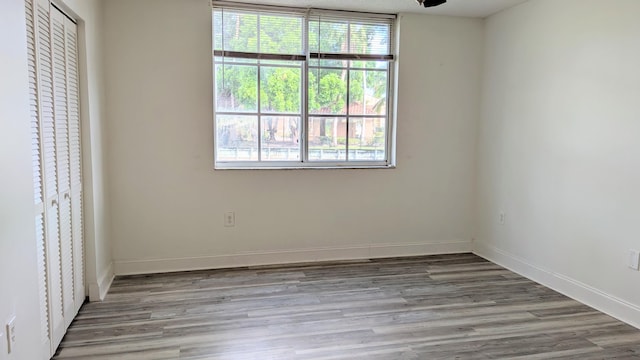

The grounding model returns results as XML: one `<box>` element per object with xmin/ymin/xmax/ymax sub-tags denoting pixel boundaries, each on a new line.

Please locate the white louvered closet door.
<box><xmin>25</xmin><ymin>0</ymin><xmax>85</xmax><ymax>357</ymax></box>
<box><xmin>25</xmin><ymin>0</ymin><xmax>53</xmax><ymax>357</ymax></box>
<box><xmin>35</xmin><ymin>0</ymin><xmax>66</xmax><ymax>350</ymax></box>
<box><xmin>66</xmin><ymin>13</ymin><xmax>85</xmax><ymax>312</ymax></box>
<box><xmin>51</xmin><ymin>8</ymin><xmax>75</xmax><ymax>332</ymax></box>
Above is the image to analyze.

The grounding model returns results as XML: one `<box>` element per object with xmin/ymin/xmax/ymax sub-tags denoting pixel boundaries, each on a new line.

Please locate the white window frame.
<box><xmin>212</xmin><ymin>1</ymin><xmax>397</xmax><ymax>169</ymax></box>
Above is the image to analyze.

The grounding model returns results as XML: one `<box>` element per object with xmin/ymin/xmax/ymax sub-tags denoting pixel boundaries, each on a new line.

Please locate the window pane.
<box><xmin>260</xmin><ymin>59</ymin><xmax>302</xmax><ymax>66</ymax></box>
<box><xmin>309</xmin><ymin>19</ymin><xmax>391</xmax><ymax>56</ymax></box>
<box><xmin>261</xmin><ymin>116</ymin><xmax>300</xmax><ymax>161</ymax></box>
<box><xmin>216</xmin><ymin>115</ymin><xmax>259</xmax><ymax>161</ymax></box>
<box><xmin>215</xmin><ymin>64</ymin><xmax>257</xmax><ymax>112</ymax></box>
<box><xmin>213</xmin><ymin>10</ymin><xmax>258</xmax><ymax>53</ymax></box>
<box><xmin>348</xmin><ymin>69</ymin><xmax>388</xmax><ymax>115</ymax></box>
<box><xmin>215</xmin><ymin>56</ymin><xmax>257</xmax><ymax>65</ymax></box>
<box><xmin>259</xmin><ymin>14</ymin><xmax>303</xmax><ymax>55</ymax></box>
<box><xmin>350</xmin><ymin>22</ymin><xmax>391</xmax><ymax>55</ymax></box>
<box><xmin>308</xmin><ymin>117</ymin><xmax>347</xmax><ymax>161</ymax></box>
<box><xmin>309</xmin><ymin>59</ymin><xmax>347</xmax><ymax>68</ymax></box>
<box><xmin>308</xmin><ymin>68</ymin><xmax>347</xmax><ymax>115</ymax></box>
<box><xmin>308</xmin><ymin>20</ymin><xmax>348</xmax><ymax>54</ymax></box>
<box><xmin>350</xmin><ymin>60</ymin><xmax>388</xmax><ymax>70</ymax></box>
<box><xmin>348</xmin><ymin>118</ymin><xmax>386</xmax><ymax>161</ymax></box>
<box><xmin>260</xmin><ymin>66</ymin><xmax>302</xmax><ymax>114</ymax></box>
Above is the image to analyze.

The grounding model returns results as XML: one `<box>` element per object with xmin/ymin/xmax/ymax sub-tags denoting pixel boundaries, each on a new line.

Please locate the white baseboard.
<box><xmin>88</xmin><ymin>261</ymin><xmax>114</xmax><ymax>301</ymax></box>
<box><xmin>114</xmin><ymin>240</ymin><xmax>472</xmax><ymax>276</ymax></box>
<box><xmin>474</xmin><ymin>242</ymin><xmax>640</xmax><ymax>330</ymax></box>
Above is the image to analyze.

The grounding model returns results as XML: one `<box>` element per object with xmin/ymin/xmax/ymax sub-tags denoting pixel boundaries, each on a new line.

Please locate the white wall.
<box><xmin>0</xmin><ymin>0</ymin><xmax>108</xmax><ymax>357</ymax></box>
<box><xmin>103</xmin><ymin>0</ymin><xmax>483</xmax><ymax>274</ymax></box>
<box><xmin>0</xmin><ymin>1</ymin><xmax>45</xmax><ymax>358</ymax></box>
<box><xmin>477</xmin><ymin>0</ymin><xmax>640</xmax><ymax>327</ymax></box>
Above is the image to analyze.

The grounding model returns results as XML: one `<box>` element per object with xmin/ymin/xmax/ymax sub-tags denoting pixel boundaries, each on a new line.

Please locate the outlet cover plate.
<box><xmin>224</xmin><ymin>212</ymin><xmax>235</xmax><ymax>227</ymax></box>
<box><xmin>629</xmin><ymin>249</ymin><xmax>640</xmax><ymax>271</ymax></box>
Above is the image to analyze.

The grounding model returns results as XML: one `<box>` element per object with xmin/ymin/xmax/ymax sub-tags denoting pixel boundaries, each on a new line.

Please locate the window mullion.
<box><xmin>257</xmin><ymin>65</ymin><xmax>262</xmax><ymax>162</ymax></box>
<box><xmin>345</xmin><ymin>65</ymin><xmax>351</xmax><ymax>162</ymax></box>
<box><xmin>345</xmin><ymin>21</ymin><xmax>351</xmax><ymax>162</ymax></box>
<box><xmin>257</xmin><ymin>15</ymin><xmax>262</xmax><ymax>162</ymax></box>
<box><xmin>303</xmin><ymin>13</ymin><xmax>310</xmax><ymax>163</ymax></box>
<box><xmin>386</xmin><ymin>60</ymin><xmax>394</xmax><ymax>165</ymax></box>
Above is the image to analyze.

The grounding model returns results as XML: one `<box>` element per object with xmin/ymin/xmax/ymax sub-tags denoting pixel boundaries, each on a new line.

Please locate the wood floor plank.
<box><xmin>53</xmin><ymin>253</ymin><xmax>640</xmax><ymax>359</ymax></box>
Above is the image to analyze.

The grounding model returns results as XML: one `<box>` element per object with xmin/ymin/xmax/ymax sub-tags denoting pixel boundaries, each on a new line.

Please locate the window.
<box><xmin>213</xmin><ymin>3</ymin><xmax>396</xmax><ymax>169</ymax></box>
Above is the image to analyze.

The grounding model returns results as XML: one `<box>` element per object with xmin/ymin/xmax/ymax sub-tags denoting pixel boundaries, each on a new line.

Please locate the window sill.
<box><xmin>214</xmin><ymin>163</ymin><xmax>396</xmax><ymax>170</ymax></box>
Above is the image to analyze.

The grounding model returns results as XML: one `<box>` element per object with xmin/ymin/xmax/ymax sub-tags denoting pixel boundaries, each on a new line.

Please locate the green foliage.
<box><xmin>308</xmin><ymin>21</ymin><xmax>347</xmax><ymax>53</ymax></box>
<box><xmin>259</xmin><ymin>15</ymin><xmax>303</xmax><ymax>54</ymax></box>
<box><xmin>349</xmin><ymin>71</ymin><xmax>364</xmax><ymax>107</ymax></box>
<box><xmin>262</xmin><ymin>67</ymin><xmax>301</xmax><ymax>113</ymax></box>
<box><xmin>216</xmin><ymin>64</ymin><xmax>258</xmax><ymax>111</ymax></box>
<box><xmin>317</xmin><ymin>73</ymin><xmax>346</xmax><ymax>113</ymax></box>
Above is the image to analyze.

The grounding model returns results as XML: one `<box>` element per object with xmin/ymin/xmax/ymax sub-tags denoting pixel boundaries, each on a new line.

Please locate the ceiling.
<box><xmin>220</xmin><ymin>0</ymin><xmax>529</xmax><ymax>18</ymax></box>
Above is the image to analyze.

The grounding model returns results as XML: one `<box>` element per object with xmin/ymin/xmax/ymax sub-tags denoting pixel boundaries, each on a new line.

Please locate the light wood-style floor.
<box><xmin>54</xmin><ymin>253</ymin><xmax>640</xmax><ymax>359</ymax></box>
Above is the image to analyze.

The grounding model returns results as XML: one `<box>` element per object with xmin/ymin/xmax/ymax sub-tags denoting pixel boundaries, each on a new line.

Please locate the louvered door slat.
<box><xmin>36</xmin><ymin>0</ymin><xmax>67</xmax><ymax>351</ymax></box>
<box><xmin>52</xmin><ymin>9</ymin><xmax>75</xmax><ymax>330</ymax></box>
<box><xmin>46</xmin><ymin>199</ymin><xmax>65</xmax><ymax>348</ymax></box>
<box><xmin>25</xmin><ymin>0</ymin><xmax>52</xmax><ymax>354</ymax></box>
<box><xmin>34</xmin><ymin>213</ymin><xmax>50</xmax><ymax>345</ymax></box>
<box><xmin>59</xmin><ymin>197</ymin><xmax>74</xmax><ymax>327</ymax></box>
<box><xmin>37</xmin><ymin>2</ymin><xmax>57</xmax><ymax>201</ymax></box>
<box><xmin>27</xmin><ymin>12</ymin><xmax>43</xmax><ymax>208</ymax></box>
<box><xmin>66</xmin><ymin>18</ymin><xmax>85</xmax><ymax>311</ymax></box>
<box><xmin>53</xmin><ymin>19</ymin><xmax>69</xmax><ymax>194</ymax></box>
<box><xmin>26</xmin><ymin>10</ymin><xmax>42</xmax><ymax>206</ymax></box>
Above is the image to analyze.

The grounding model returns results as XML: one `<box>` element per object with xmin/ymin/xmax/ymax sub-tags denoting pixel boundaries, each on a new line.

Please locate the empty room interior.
<box><xmin>1</xmin><ymin>0</ymin><xmax>640</xmax><ymax>358</ymax></box>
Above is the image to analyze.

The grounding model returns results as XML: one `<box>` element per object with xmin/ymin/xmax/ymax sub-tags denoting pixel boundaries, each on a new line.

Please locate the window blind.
<box><xmin>308</xmin><ymin>12</ymin><xmax>394</xmax><ymax>61</ymax></box>
<box><xmin>213</xmin><ymin>7</ymin><xmax>306</xmax><ymax>61</ymax></box>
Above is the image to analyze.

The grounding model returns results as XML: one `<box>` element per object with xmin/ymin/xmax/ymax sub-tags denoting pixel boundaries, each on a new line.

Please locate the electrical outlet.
<box><xmin>629</xmin><ymin>249</ymin><xmax>640</xmax><ymax>271</ymax></box>
<box><xmin>224</xmin><ymin>212</ymin><xmax>235</xmax><ymax>227</ymax></box>
<box><xmin>5</xmin><ymin>316</ymin><xmax>15</xmax><ymax>354</ymax></box>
